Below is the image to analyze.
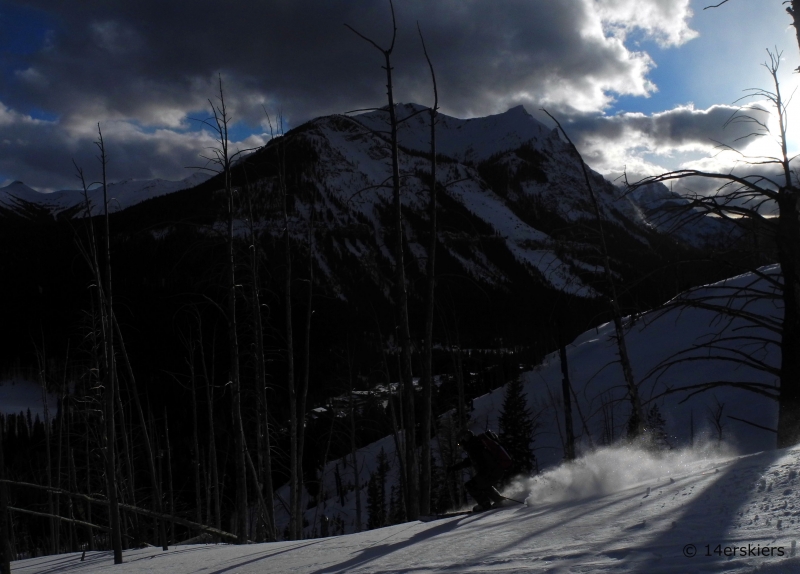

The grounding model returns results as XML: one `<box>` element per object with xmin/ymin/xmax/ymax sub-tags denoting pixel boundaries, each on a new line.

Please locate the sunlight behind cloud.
<box><xmin>595</xmin><ymin>0</ymin><xmax>698</xmax><ymax>47</ymax></box>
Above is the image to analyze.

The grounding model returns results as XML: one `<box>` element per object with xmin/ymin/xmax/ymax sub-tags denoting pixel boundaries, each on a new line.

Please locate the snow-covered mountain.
<box><xmin>1</xmin><ymin>105</ymin><xmax>738</xmax><ymax>299</ymax></box>
<box><xmin>0</xmin><ymin>172</ymin><xmax>210</xmax><ymax>218</ymax></box>
<box><xmin>627</xmin><ymin>181</ymin><xmax>741</xmax><ymax>248</ymax></box>
<box><xmin>219</xmin><ymin>103</ymin><xmax>740</xmax><ymax>304</ymax></box>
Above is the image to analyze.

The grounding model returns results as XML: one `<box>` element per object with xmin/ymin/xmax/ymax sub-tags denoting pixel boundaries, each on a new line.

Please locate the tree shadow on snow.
<box><xmin>637</xmin><ymin>448</ymin><xmax>796</xmax><ymax>571</ymax></box>
<box><xmin>303</xmin><ymin>518</ymin><xmax>467</xmax><ymax>574</ymax></box>
<box><xmin>461</xmin><ymin>447</ymin><xmax>790</xmax><ymax>571</ymax></box>
<box><xmin>203</xmin><ymin>540</ymin><xmax>324</xmax><ymax>574</ymax></box>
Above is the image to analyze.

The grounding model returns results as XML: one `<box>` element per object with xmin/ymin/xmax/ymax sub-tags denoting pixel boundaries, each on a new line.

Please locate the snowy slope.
<box><xmin>471</xmin><ymin>264</ymin><xmax>782</xmax><ymax>468</ymax></box>
<box><xmin>0</xmin><ymin>172</ymin><xmax>210</xmax><ymax>217</ymax></box>
<box><xmin>274</xmin><ymin>265</ymin><xmax>782</xmax><ymax>540</ymax></box>
<box><xmin>13</xmin><ymin>444</ymin><xmax>800</xmax><ymax>573</ymax></box>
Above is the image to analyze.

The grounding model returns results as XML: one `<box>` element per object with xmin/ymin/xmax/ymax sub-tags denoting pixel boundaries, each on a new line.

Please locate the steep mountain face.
<box><xmin>306</xmin><ymin>103</ymin><xmax>632</xmax><ymax>299</ymax></box>
<box><xmin>262</xmin><ymin>104</ymin><xmax>705</xmax><ymax>292</ymax></box>
<box><xmin>239</xmin><ymin>103</ymin><xmax>745</xmax><ymax>322</ymax></box>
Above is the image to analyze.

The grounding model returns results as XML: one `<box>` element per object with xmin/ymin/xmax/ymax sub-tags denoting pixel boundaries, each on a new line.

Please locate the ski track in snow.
<box><xmin>12</xmin><ymin>446</ymin><xmax>800</xmax><ymax>573</ymax></box>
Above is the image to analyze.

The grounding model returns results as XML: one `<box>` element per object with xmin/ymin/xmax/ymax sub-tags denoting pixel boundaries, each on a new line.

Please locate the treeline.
<box><xmin>0</xmin><ymin>342</ymin><xmax>527</xmax><ymax>557</ymax></box>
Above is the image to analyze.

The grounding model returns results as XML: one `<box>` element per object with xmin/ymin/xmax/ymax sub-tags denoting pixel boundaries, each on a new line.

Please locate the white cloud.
<box><xmin>594</xmin><ymin>0</ymin><xmax>698</xmax><ymax>47</ymax></box>
<box><xmin>0</xmin><ymin>102</ymin><xmax>45</xmax><ymax>127</ymax></box>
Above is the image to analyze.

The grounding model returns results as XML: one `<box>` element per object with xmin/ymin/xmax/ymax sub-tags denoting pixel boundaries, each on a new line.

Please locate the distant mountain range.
<box><xmin>0</xmin><ymin>172</ymin><xmax>211</xmax><ymax>218</ymax></box>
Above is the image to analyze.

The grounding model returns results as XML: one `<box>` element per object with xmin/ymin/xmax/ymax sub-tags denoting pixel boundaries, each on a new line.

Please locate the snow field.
<box><xmin>12</xmin><ymin>444</ymin><xmax>800</xmax><ymax>573</ymax></box>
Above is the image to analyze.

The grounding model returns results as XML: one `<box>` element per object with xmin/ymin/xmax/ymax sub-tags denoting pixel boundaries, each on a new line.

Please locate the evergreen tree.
<box><xmin>645</xmin><ymin>404</ymin><xmax>671</xmax><ymax>450</ymax></box>
<box><xmin>334</xmin><ymin>463</ymin><xmax>345</xmax><ymax>506</ymax></box>
<box><xmin>366</xmin><ymin>474</ymin><xmax>381</xmax><ymax>529</ymax></box>
<box><xmin>388</xmin><ymin>484</ymin><xmax>405</xmax><ymax>525</ymax></box>
<box><xmin>498</xmin><ymin>377</ymin><xmax>537</xmax><ymax>477</ymax></box>
<box><xmin>429</xmin><ymin>455</ymin><xmax>451</xmax><ymax>514</ymax></box>
<box><xmin>366</xmin><ymin>448</ymin><xmax>390</xmax><ymax>529</ymax></box>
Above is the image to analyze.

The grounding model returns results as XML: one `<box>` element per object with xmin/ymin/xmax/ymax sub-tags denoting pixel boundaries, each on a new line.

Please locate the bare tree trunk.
<box><xmin>75</xmin><ymin>163</ymin><xmax>102</xmax><ymax>553</ymax></box>
<box><xmin>0</xmin><ymin>419</ymin><xmax>11</xmax><ymax>574</ymax></box>
<box><xmin>244</xmin><ymin>192</ymin><xmax>276</xmax><ymax>542</ymax></box>
<box><xmin>55</xmin><ymin>367</ymin><xmax>66</xmax><ymax>553</ymax></box>
<box><xmin>256</xmin><ymin>340</ymin><xmax>275</xmax><ymax>540</ymax></box>
<box><xmin>96</xmin><ymin>127</ymin><xmax>124</xmax><ymax>563</ymax></box>
<box><xmin>418</xmin><ymin>24</ymin><xmax>438</xmax><ymax>517</ymax></box>
<box><xmin>542</xmin><ymin>111</ymin><xmax>644</xmax><ymax>438</ymax></box>
<box><xmin>204</xmin><ymin>452</ymin><xmax>212</xmax><ymax>527</ymax></box>
<box><xmin>374</xmin><ymin>315</ymin><xmax>407</xmax><ymax>514</ymax></box>
<box><xmin>186</xmin><ymin>334</ymin><xmax>203</xmax><ymax>526</ymax></box>
<box><xmin>244</xmin><ymin>449</ymin><xmax>273</xmax><ymax>541</ymax></box>
<box><xmin>85</xmin><ymin>417</ymin><xmax>94</xmax><ymax>551</ymax></box>
<box><xmin>558</xmin><ymin>340</ymin><xmax>576</xmax><ymax>461</ymax></box>
<box><xmin>349</xmin><ymin>376</ymin><xmax>362</xmax><ymax>532</ymax></box>
<box><xmin>115</xmin><ymin>364</ymin><xmax>138</xmax><ymax>546</ymax></box>
<box><xmin>37</xmin><ymin>349</ymin><xmax>56</xmax><ymax>555</ymax></box>
<box><xmin>202</xmin><ymin>76</ymin><xmax>249</xmax><ymax>543</ymax></box>
<box><xmin>347</xmin><ymin>0</ymin><xmax>418</xmax><ymax>521</ymax></box>
<box><xmin>786</xmin><ymin>1</ymin><xmax>800</xmax><ymax>60</ymax></box>
<box><xmin>388</xmin><ymin>46</ymin><xmax>420</xmax><ymax>526</ymax></box>
<box><xmin>295</xmin><ymin>189</ymin><xmax>315</xmax><ymax>539</ymax></box>
<box><xmin>67</xmin><ymin>446</ymin><xmax>79</xmax><ymax>552</ymax></box>
<box><xmin>774</xmin><ymin>59</ymin><xmax>800</xmax><ymax>447</ymax></box>
<box><xmin>113</xmin><ymin>317</ymin><xmax>167</xmax><ymax>550</ymax></box>
<box><xmin>1</xmin><ymin>479</ymin><xmax>241</xmax><ymax>542</ymax></box>
<box><xmin>65</xmin><ymin>404</ymin><xmax>77</xmax><ymax>553</ymax></box>
<box><xmin>163</xmin><ymin>409</ymin><xmax>175</xmax><ymax>544</ymax></box>
<box><xmin>274</xmin><ymin>120</ymin><xmax>299</xmax><ymax>540</ymax></box>
<box><xmin>199</xmin><ymin>328</ymin><xmax>221</xmax><ymax>532</ymax></box>
<box><xmin>776</xmin><ymin>197</ymin><xmax>800</xmax><ymax>447</ymax></box>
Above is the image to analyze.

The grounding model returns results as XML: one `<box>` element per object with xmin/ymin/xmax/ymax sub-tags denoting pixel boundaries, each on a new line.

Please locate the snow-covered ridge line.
<box><xmin>0</xmin><ymin>172</ymin><xmax>211</xmax><ymax>216</ymax></box>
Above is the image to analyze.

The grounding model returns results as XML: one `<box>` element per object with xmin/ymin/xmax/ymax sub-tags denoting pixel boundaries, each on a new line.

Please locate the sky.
<box><xmin>0</xmin><ymin>0</ymin><xmax>798</xmax><ymax>191</ymax></box>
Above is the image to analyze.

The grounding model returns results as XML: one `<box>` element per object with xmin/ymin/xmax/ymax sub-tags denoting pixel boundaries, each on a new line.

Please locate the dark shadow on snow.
<box><xmin>204</xmin><ymin>540</ymin><xmax>324</xmax><ymax>574</ymax></box>
<box><xmin>303</xmin><ymin>517</ymin><xmax>472</xmax><ymax>574</ymax></box>
<box><xmin>638</xmin><ymin>448</ymin><xmax>793</xmax><ymax>570</ymax></box>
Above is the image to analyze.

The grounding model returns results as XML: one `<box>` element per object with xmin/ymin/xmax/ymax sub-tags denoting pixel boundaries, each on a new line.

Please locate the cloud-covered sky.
<box><xmin>0</xmin><ymin>0</ymin><xmax>798</xmax><ymax>190</ymax></box>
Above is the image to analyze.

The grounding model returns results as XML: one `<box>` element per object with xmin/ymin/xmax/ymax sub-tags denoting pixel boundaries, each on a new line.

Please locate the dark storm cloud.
<box><xmin>1</xmin><ymin>0</ymin><xmax>694</xmax><ymax>188</ymax></box>
<box><xmin>6</xmin><ymin>0</ymin><xmax>647</xmax><ymax>120</ymax></box>
<box><xmin>0</xmin><ymin>107</ymin><xmax>232</xmax><ymax>190</ymax></box>
<box><xmin>564</xmin><ymin>104</ymin><xmax>768</xmax><ymax>150</ymax></box>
